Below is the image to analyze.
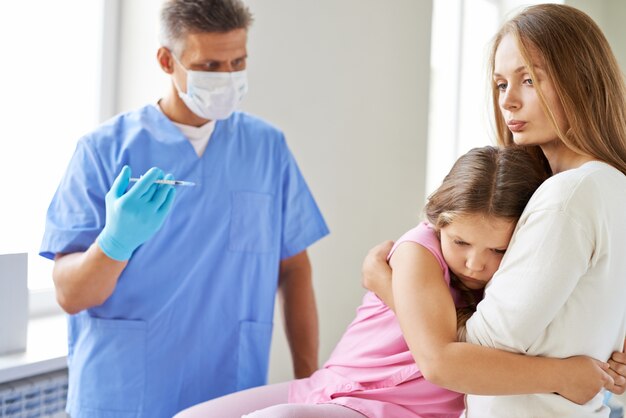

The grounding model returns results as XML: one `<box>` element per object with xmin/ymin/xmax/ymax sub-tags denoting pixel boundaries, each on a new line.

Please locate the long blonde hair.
<box><xmin>489</xmin><ymin>4</ymin><xmax>626</xmax><ymax>175</ymax></box>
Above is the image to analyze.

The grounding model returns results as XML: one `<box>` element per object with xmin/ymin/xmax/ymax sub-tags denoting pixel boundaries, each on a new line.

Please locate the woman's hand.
<box><xmin>361</xmin><ymin>240</ymin><xmax>395</xmax><ymax>308</ymax></box>
<box><xmin>606</xmin><ymin>340</ymin><xmax>626</xmax><ymax>395</ymax></box>
<box><xmin>557</xmin><ymin>356</ymin><xmax>613</xmax><ymax>405</ymax></box>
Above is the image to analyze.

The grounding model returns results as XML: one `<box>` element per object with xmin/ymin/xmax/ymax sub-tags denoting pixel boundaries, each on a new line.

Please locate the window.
<box><xmin>426</xmin><ymin>0</ymin><xmax>562</xmax><ymax>196</ymax></box>
<box><xmin>0</xmin><ymin>1</ymin><xmax>114</xmax><ymax>314</ymax></box>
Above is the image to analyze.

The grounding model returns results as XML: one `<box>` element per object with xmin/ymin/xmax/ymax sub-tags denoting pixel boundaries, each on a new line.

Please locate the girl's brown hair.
<box><xmin>490</xmin><ymin>4</ymin><xmax>626</xmax><ymax>175</ymax></box>
<box><xmin>425</xmin><ymin>146</ymin><xmax>549</xmax><ymax>326</ymax></box>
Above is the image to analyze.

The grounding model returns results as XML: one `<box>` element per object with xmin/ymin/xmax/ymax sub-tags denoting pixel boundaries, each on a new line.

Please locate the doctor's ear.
<box><xmin>157</xmin><ymin>47</ymin><xmax>175</xmax><ymax>74</ymax></box>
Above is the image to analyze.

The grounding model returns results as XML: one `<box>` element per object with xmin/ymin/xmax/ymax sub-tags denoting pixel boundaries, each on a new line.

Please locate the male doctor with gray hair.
<box><xmin>40</xmin><ymin>1</ymin><xmax>328</xmax><ymax>416</ymax></box>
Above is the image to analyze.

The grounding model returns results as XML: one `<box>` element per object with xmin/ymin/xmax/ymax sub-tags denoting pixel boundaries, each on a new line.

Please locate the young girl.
<box><xmin>363</xmin><ymin>4</ymin><xmax>626</xmax><ymax>417</ymax></box>
<box><xmin>175</xmin><ymin>145</ymin><xmax>612</xmax><ymax>418</ymax></box>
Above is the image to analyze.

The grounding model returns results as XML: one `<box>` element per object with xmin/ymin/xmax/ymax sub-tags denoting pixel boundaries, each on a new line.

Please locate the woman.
<box><xmin>364</xmin><ymin>4</ymin><xmax>626</xmax><ymax>417</ymax></box>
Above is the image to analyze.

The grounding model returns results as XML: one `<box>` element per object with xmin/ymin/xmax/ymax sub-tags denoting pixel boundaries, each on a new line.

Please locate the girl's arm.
<box><xmin>361</xmin><ymin>240</ymin><xmax>395</xmax><ymax>309</ymax></box>
<box><xmin>390</xmin><ymin>242</ymin><xmax>612</xmax><ymax>404</ymax></box>
<box><xmin>362</xmin><ymin>241</ymin><xmax>626</xmax><ymax>399</ymax></box>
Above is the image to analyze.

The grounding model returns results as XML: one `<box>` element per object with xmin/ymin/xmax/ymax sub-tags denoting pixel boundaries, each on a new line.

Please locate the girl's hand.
<box><xmin>361</xmin><ymin>240</ymin><xmax>394</xmax><ymax>306</ymax></box>
<box><xmin>558</xmin><ymin>356</ymin><xmax>613</xmax><ymax>405</ymax></box>
<box><xmin>606</xmin><ymin>339</ymin><xmax>626</xmax><ymax>395</ymax></box>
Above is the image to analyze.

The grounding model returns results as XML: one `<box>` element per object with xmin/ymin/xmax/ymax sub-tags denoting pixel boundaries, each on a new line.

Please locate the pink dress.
<box><xmin>289</xmin><ymin>222</ymin><xmax>481</xmax><ymax>418</ymax></box>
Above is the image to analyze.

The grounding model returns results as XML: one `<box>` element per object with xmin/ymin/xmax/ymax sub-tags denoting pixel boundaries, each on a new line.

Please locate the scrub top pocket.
<box><xmin>236</xmin><ymin>320</ymin><xmax>273</xmax><ymax>391</ymax></box>
<box><xmin>68</xmin><ymin>316</ymin><xmax>147</xmax><ymax>416</ymax></box>
<box><xmin>229</xmin><ymin>191</ymin><xmax>276</xmax><ymax>253</ymax></box>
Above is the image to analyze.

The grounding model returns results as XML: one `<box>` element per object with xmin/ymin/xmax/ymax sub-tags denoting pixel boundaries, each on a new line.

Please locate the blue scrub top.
<box><xmin>40</xmin><ymin>105</ymin><xmax>329</xmax><ymax>418</ymax></box>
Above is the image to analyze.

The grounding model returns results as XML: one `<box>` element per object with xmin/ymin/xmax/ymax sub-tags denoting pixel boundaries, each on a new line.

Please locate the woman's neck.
<box><xmin>540</xmin><ymin>140</ymin><xmax>596</xmax><ymax>174</ymax></box>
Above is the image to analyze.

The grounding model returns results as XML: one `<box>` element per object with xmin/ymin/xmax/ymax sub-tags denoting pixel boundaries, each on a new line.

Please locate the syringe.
<box><xmin>130</xmin><ymin>177</ymin><xmax>196</xmax><ymax>187</ymax></box>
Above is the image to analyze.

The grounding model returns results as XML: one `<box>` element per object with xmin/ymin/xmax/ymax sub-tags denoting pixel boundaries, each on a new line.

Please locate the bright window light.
<box><xmin>0</xmin><ymin>1</ymin><xmax>103</xmax><ymax>290</ymax></box>
<box><xmin>426</xmin><ymin>0</ymin><xmax>562</xmax><ymax>197</ymax></box>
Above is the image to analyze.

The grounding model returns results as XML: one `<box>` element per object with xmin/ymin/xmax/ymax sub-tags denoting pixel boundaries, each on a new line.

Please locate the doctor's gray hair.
<box><xmin>159</xmin><ymin>0</ymin><xmax>253</xmax><ymax>55</ymax></box>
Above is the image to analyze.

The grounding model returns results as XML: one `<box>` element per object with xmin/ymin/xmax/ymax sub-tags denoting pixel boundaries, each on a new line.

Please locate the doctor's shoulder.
<box><xmin>229</xmin><ymin>110</ymin><xmax>289</xmax><ymax>146</ymax></box>
<box><xmin>75</xmin><ymin>106</ymin><xmax>156</xmax><ymax>165</ymax></box>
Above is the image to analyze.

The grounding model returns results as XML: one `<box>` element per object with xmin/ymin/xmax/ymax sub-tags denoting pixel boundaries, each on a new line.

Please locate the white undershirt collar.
<box><xmin>153</xmin><ymin>102</ymin><xmax>215</xmax><ymax>157</ymax></box>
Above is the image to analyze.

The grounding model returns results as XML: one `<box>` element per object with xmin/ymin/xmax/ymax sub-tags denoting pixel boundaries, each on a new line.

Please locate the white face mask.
<box><xmin>173</xmin><ymin>57</ymin><xmax>248</xmax><ymax>120</ymax></box>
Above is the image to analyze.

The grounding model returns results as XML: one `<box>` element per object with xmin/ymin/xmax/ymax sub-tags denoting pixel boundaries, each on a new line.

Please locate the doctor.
<box><xmin>39</xmin><ymin>0</ymin><xmax>329</xmax><ymax>417</ymax></box>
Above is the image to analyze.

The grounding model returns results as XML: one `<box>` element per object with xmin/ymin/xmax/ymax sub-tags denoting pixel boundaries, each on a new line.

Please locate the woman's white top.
<box><xmin>465</xmin><ymin>161</ymin><xmax>626</xmax><ymax>418</ymax></box>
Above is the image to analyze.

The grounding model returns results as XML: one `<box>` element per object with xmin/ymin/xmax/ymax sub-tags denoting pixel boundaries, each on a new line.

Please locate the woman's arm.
<box><xmin>607</xmin><ymin>340</ymin><xmax>626</xmax><ymax>395</ymax></box>
<box><xmin>390</xmin><ymin>242</ymin><xmax>612</xmax><ymax>404</ymax></box>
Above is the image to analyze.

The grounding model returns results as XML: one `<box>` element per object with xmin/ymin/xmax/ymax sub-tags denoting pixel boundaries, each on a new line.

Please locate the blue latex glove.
<box><xmin>97</xmin><ymin>166</ymin><xmax>177</xmax><ymax>261</ymax></box>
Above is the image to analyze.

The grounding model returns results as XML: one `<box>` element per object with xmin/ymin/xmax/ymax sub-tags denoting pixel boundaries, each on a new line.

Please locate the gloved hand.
<box><xmin>97</xmin><ymin>166</ymin><xmax>177</xmax><ymax>261</ymax></box>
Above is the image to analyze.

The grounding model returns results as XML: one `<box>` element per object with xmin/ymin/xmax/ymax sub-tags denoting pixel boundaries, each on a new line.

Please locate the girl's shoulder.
<box><xmin>388</xmin><ymin>222</ymin><xmax>447</xmax><ymax>272</ymax></box>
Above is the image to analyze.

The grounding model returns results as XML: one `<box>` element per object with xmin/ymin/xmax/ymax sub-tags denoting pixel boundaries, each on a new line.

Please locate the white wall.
<box><xmin>566</xmin><ymin>0</ymin><xmax>626</xmax><ymax>72</ymax></box>
<box><xmin>116</xmin><ymin>0</ymin><xmax>169</xmax><ymax>112</ymax></box>
<box><xmin>116</xmin><ymin>0</ymin><xmax>432</xmax><ymax>383</ymax></box>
